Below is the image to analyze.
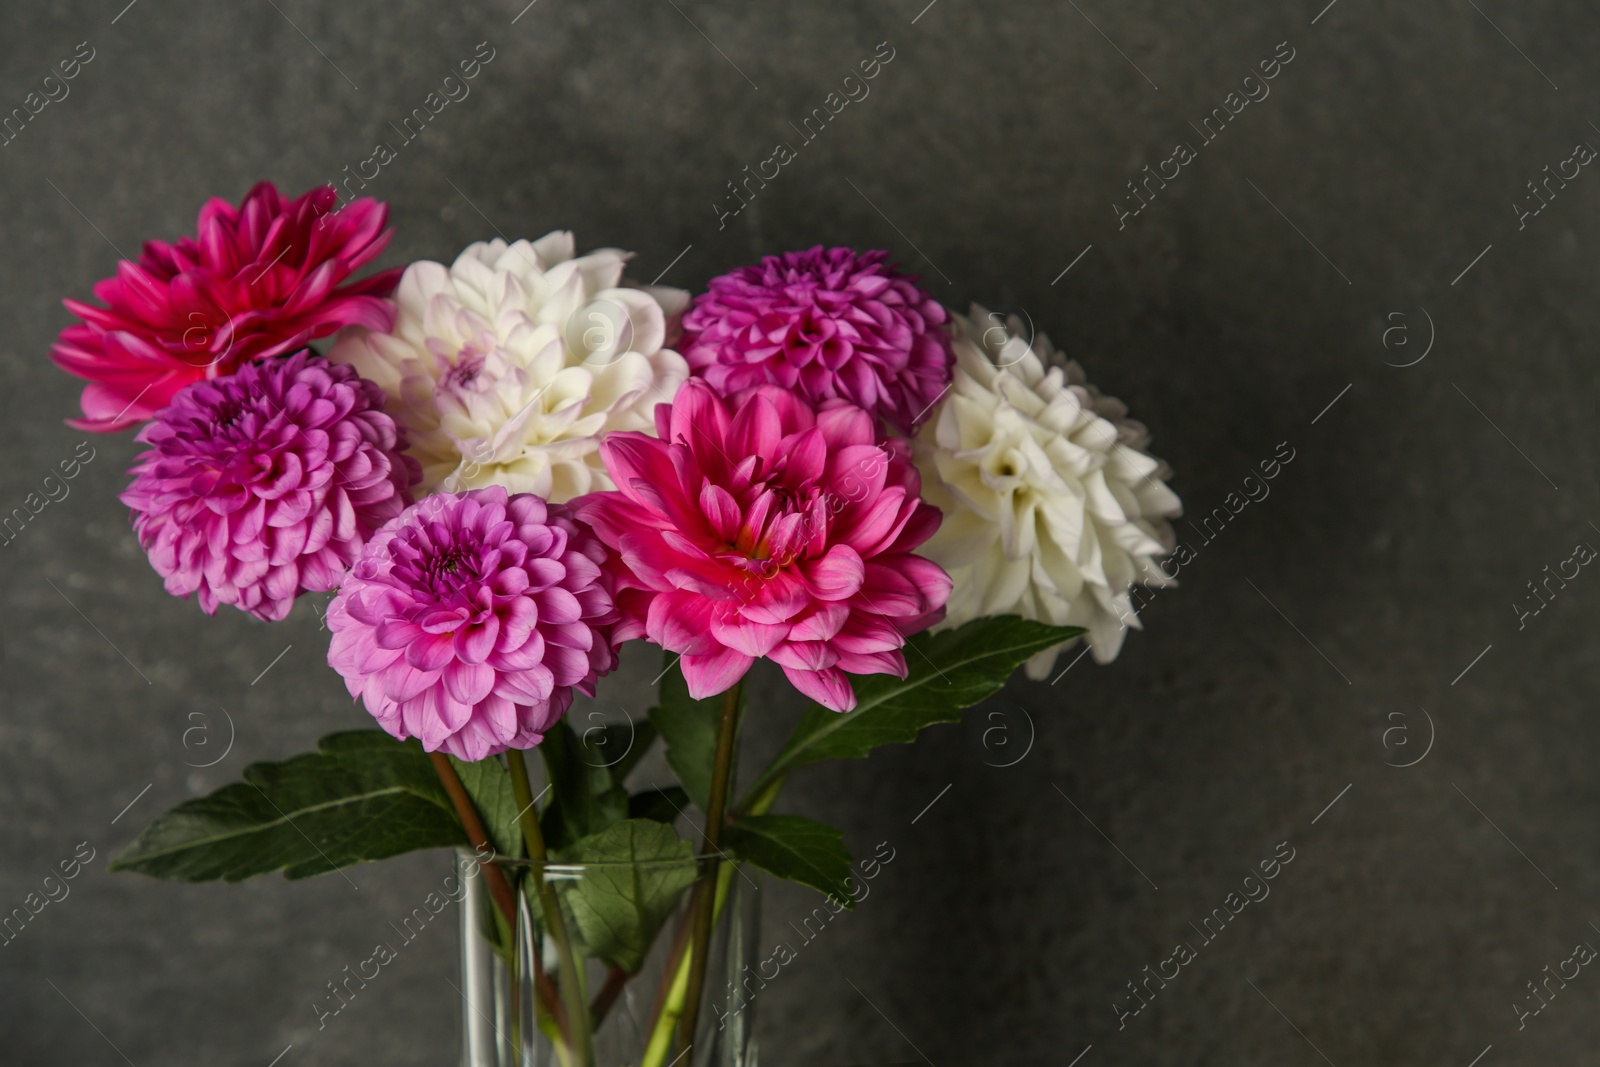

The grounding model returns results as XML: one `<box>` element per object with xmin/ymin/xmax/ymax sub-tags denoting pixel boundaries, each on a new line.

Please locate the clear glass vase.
<box><xmin>456</xmin><ymin>848</ymin><xmax>761</xmax><ymax>1067</ymax></box>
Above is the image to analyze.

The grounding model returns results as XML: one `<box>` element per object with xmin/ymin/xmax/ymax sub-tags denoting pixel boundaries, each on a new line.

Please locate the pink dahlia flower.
<box><xmin>573</xmin><ymin>380</ymin><xmax>952</xmax><ymax>712</ymax></box>
<box><xmin>680</xmin><ymin>246</ymin><xmax>953</xmax><ymax>436</ymax></box>
<box><xmin>52</xmin><ymin>182</ymin><xmax>400</xmax><ymax>432</ymax></box>
<box><xmin>326</xmin><ymin>488</ymin><xmax>621</xmax><ymax>761</ymax></box>
<box><xmin>121</xmin><ymin>351</ymin><xmax>420</xmax><ymax>621</ymax></box>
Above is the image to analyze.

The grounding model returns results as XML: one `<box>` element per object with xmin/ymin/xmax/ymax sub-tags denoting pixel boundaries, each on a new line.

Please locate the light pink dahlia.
<box><xmin>573</xmin><ymin>380</ymin><xmax>952</xmax><ymax>712</ymax></box>
<box><xmin>52</xmin><ymin>182</ymin><xmax>400</xmax><ymax>432</ymax></box>
<box><xmin>326</xmin><ymin>488</ymin><xmax>620</xmax><ymax>761</ymax></box>
<box><xmin>679</xmin><ymin>246</ymin><xmax>953</xmax><ymax>436</ymax></box>
<box><xmin>122</xmin><ymin>351</ymin><xmax>419</xmax><ymax>621</ymax></box>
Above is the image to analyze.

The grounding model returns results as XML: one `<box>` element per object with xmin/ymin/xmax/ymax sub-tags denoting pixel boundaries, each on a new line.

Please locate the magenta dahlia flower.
<box><xmin>573</xmin><ymin>380</ymin><xmax>951</xmax><ymax>711</ymax></box>
<box><xmin>121</xmin><ymin>351</ymin><xmax>420</xmax><ymax>622</ymax></box>
<box><xmin>52</xmin><ymin>182</ymin><xmax>400</xmax><ymax>432</ymax></box>
<box><xmin>326</xmin><ymin>488</ymin><xmax>620</xmax><ymax>760</ymax></box>
<box><xmin>679</xmin><ymin>246</ymin><xmax>953</xmax><ymax>436</ymax></box>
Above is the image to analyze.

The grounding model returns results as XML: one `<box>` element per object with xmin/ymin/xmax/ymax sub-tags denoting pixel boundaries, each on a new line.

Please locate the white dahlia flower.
<box><xmin>329</xmin><ymin>232</ymin><xmax>691</xmax><ymax>502</ymax></box>
<box><xmin>913</xmin><ymin>306</ymin><xmax>1182</xmax><ymax>678</ymax></box>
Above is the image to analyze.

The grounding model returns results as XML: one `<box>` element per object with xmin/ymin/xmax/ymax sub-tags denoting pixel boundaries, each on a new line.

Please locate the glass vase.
<box><xmin>456</xmin><ymin>848</ymin><xmax>761</xmax><ymax>1067</ymax></box>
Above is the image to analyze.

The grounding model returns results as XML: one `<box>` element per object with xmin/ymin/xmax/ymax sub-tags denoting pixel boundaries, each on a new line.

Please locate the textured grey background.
<box><xmin>2</xmin><ymin>0</ymin><xmax>1598</xmax><ymax>1064</ymax></box>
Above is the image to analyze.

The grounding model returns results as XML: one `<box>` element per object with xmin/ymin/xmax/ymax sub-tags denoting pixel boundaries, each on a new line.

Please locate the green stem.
<box><xmin>641</xmin><ymin>731</ymin><xmax>780</xmax><ymax>1067</ymax></box>
<box><xmin>640</xmin><ymin>862</ymin><xmax>735</xmax><ymax>1067</ymax></box>
<box><xmin>734</xmin><ymin>772</ymin><xmax>786</xmax><ymax>820</ymax></box>
<box><xmin>509</xmin><ymin>748</ymin><xmax>594</xmax><ymax>1067</ymax></box>
<box><xmin>674</xmin><ymin>681</ymin><xmax>743</xmax><ymax>1056</ymax></box>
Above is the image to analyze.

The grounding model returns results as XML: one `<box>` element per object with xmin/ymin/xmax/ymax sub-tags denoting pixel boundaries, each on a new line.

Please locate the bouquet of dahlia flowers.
<box><xmin>60</xmin><ymin>183</ymin><xmax>1181</xmax><ymax>1065</ymax></box>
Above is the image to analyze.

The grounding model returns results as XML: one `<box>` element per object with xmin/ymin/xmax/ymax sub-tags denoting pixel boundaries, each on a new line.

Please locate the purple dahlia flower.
<box><xmin>680</xmin><ymin>246</ymin><xmax>953</xmax><ymax>435</ymax></box>
<box><xmin>326</xmin><ymin>488</ymin><xmax>620</xmax><ymax>761</ymax></box>
<box><xmin>122</xmin><ymin>351</ymin><xmax>419</xmax><ymax>621</ymax></box>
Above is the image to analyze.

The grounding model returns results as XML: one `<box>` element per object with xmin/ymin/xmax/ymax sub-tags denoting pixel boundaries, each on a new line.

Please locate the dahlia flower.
<box><xmin>913</xmin><ymin>307</ymin><xmax>1181</xmax><ymax>678</ymax></box>
<box><xmin>680</xmin><ymin>246</ymin><xmax>953</xmax><ymax>435</ymax></box>
<box><xmin>121</xmin><ymin>351</ymin><xmax>420</xmax><ymax>622</ymax></box>
<box><xmin>574</xmin><ymin>380</ymin><xmax>951</xmax><ymax>712</ymax></box>
<box><xmin>325</xmin><ymin>488</ymin><xmax>620</xmax><ymax>761</ymax></box>
<box><xmin>329</xmin><ymin>233</ymin><xmax>691</xmax><ymax>502</ymax></box>
<box><xmin>53</xmin><ymin>182</ymin><xmax>399</xmax><ymax>432</ymax></box>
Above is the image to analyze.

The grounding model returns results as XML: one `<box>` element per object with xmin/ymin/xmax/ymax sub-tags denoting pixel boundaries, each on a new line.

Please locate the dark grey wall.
<box><xmin>2</xmin><ymin>1</ymin><xmax>1597</xmax><ymax>1064</ymax></box>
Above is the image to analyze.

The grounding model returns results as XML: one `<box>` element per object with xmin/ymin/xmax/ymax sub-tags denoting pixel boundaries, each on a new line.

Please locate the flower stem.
<box><xmin>509</xmin><ymin>747</ymin><xmax>594</xmax><ymax>1067</ymax></box>
<box><xmin>674</xmin><ymin>680</ymin><xmax>743</xmax><ymax>1056</ymax></box>
<box><xmin>640</xmin><ymin>861</ymin><xmax>735</xmax><ymax>1067</ymax></box>
<box><xmin>429</xmin><ymin>752</ymin><xmax>519</xmax><ymax>924</ymax></box>
<box><xmin>734</xmin><ymin>772</ymin><xmax>787</xmax><ymax>820</ymax></box>
<box><xmin>588</xmin><ymin>964</ymin><xmax>629</xmax><ymax>1029</ymax></box>
<box><xmin>430</xmin><ymin>751</ymin><xmax>565</xmax><ymax>1054</ymax></box>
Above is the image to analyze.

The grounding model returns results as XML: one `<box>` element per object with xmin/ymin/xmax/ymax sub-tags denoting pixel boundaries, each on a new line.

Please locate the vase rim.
<box><xmin>453</xmin><ymin>846</ymin><xmax>737</xmax><ymax>871</ymax></box>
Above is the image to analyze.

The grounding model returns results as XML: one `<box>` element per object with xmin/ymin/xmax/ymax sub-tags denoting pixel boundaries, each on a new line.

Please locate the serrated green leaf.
<box><xmin>539</xmin><ymin>721</ymin><xmax>630</xmax><ymax>850</ymax></box>
<box><xmin>648</xmin><ymin>656</ymin><xmax>743</xmax><ymax>811</ymax></box>
<box><xmin>589</xmin><ymin>718</ymin><xmax>658</xmax><ymax>789</ymax></box>
<box><xmin>537</xmin><ymin>710</ymin><xmax>660</xmax><ymax>851</ymax></box>
<box><xmin>741</xmin><ymin>617</ymin><xmax>1083</xmax><ymax>806</ymax></box>
<box><xmin>550</xmin><ymin>819</ymin><xmax>698</xmax><ymax>973</ymax></box>
<box><xmin>725</xmin><ymin>814</ymin><xmax>853</xmax><ymax>903</ymax></box>
<box><xmin>108</xmin><ymin>731</ymin><xmax>465</xmax><ymax>882</ymax></box>
<box><xmin>448</xmin><ymin>754</ymin><xmax>524</xmax><ymax>861</ymax></box>
<box><xmin>628</xmin><ymin>787</ymin><xmax>689</xmax><ymax>825</ymax></box>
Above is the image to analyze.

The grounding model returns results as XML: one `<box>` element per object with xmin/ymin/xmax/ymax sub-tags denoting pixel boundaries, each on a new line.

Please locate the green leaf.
<box><xmin>538</xmin><ymin>721</ymin><xmax>629</xmax><ymax>851</ymax></box>
<box><xmin>725</xmin><ymin>814</ymin><xmax>853</xmax><ymax>903</ymax></box>
<box><xmin>590</xmin><ymin>718</ymin><xmax>658</xmax><ymax>789</ymax></box>
<box><xmin>551</xmin><ymin>819</ymin><xmax>698</xmax><ymax>973</ymax></box>
<box><xmin>628</xmin><ymin>787</ymin><xmax>689</xmax><ymax>825</ymax></box>
<box><xmin>648</xmin><ymin>656</ymin><xmax>743</xmax><ymax>811</ymax></box>
<box><xmin>448</xmin><ymin>754</ymin><xmax>524</xmax><ymax>861</ymax></box>
<box><xmin>108</xmin><ymin>731</ymin><xmax>465</xmax><ymax>882</ymax></box>
<box><xmin>742</xmin><ymin>616</ymin><xmax>1083</xmax><ymax>806</ymax></box>
<box><xmin>560</xmin><ymin>707</ymin><xmax>659</xmax><ymax>792</ymax></box>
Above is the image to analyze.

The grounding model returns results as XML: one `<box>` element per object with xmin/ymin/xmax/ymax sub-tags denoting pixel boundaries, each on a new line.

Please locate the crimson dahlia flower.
<box><xmin>574</xmin><ymin>380</ymin><xmax>951</xmax><ymax>712</ymax></box>
<box><xmin>52</xmin><ymin>182</ymin><xmax>399</xmax><ymax>432</ymax></box>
